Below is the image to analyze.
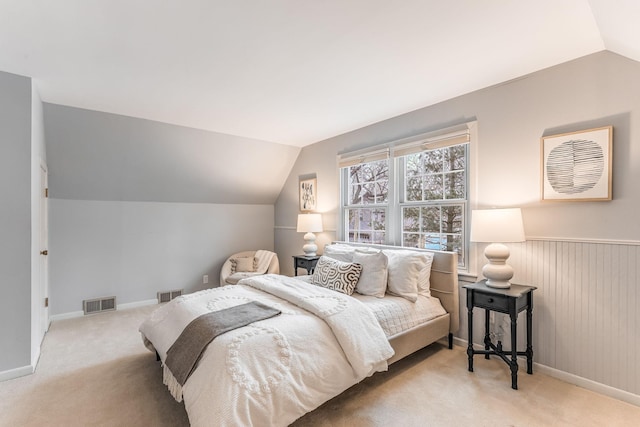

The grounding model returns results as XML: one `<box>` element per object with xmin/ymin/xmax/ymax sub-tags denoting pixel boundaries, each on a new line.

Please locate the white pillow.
<box><xmin>353</xmin><ymin>251</ymin><xmax>388</xmax><ymax>298</ymax></box>
<box><xmin>323</xmin><ymin>244</ymin><xmax>356</xmax><ymax>263</ymax></box>
<box><xmin>417</xmin><ymin>251</ymin><xmax>435</xmax><ymax>296</ymax></box>
<box><xmin>311</xmin><ymin>256</ymin><xmax>362</xmax><ymax>295</ymax></box>
<box><xmin>382</xmin><ymin>250</ymin><xmax>429</xmax><ymax>302</ymax></box>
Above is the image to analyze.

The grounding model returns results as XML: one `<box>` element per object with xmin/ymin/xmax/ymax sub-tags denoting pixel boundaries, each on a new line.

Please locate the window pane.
<box><xmin>348</xmin><ymin>160</ymin><xmax>388</xmax><ymax>205</ymax></box>
<box><xmin>424</xmin><ymin>175</ymin><xmax>443</xmax><ymax>200</ymax></box>
<box><xmin>406</xmin><ymin>177</ymin><xmax>422</xmax><ymax>201</ymax></box>
<box><xmin>346</xmin><ymin>207</ymin><xmax>386</xmax><ymax>244</ymax></box>
<box><xmin>444</xmin><ymin>171</ymin><xmax>465</xmax><ymax>199</ymax></box>
<box><xmin>361</xmin><ymin>183</ymin><xmax>377</xmax><ymax>204</ymax></box>
<box><xmin>375</xmin><ymin>181</ymin><xmax>388</xmax><ymax>203</ymax></box>
<box><xmin>444</xmin><ymin>234</ymin><xmax>462</xmax><ymax>256</ymax></box>
<box><xmin>405</xmin><ymin>154</ymin><xmax>421</xmax><ymax>177</ymax></box>
<box><xmin>403</xmin><ymin>207</ymin><xmax>420</xmax><ymax>232</ymax></box>
<box><xmin>372</xmin><ymin>209</ymin><xmax>386</xmax><ymax>230</ymax></box>
<box><xmin>349</xmin><ymin>185</ymin><xmax>361</xmax><ymax>205</ymax></box>
<box><xmin>421</xmin><ymin>206</ymin><xmax>440</xmax><ymax>232</ymax></box>
<box><xmin>371</xmin><ymin>232</ymin><xmax>385</xmax><ymax>244</ymax></box>
<box><xmin>423</xmin><ymin>233</ymin><xmax>444</xmax><ymax>251</ymax></box>
<box><xmin>442</xmin><ymin>205</ymin><xmax>463</xmax><ymax>234</ymax></box>
<box><xmin>423</xmin><ymin>150</ymin><xmax>443</xmax><ymax>173</ymax></box>
<box><xmin>403</xmin><ymin>233</ymin><xmax>420</xmax><ymax>248</ymax></box>
<box><xmin>444</xmin><ymin>145</ymin><xmax>466</xmax><ymax>172</ymax></box>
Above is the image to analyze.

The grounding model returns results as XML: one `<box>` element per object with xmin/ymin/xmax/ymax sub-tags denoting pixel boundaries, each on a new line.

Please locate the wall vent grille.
<box><xmin>157</xmin><ymin>289</ymin><xmax>183</xmax><ymax>303</ymax></box>
<box><xmin>83</xmin><ymin>296</ymin><xmax>117</xmax><ymax>315</ymax></box>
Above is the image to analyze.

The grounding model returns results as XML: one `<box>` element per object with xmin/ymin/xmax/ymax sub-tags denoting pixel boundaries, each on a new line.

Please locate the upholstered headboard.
<box><xmin>328</xmin><ymin>242</ymin><xmax>460</xmax><ymax>334</ymax></box>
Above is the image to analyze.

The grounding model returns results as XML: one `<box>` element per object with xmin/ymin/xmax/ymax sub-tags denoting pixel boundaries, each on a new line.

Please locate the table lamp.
<box><xmin>297</xmin><ymin>213</ymin><xmax>323</xmax><ymax>256</ymax></box>
<box><xmin>470</xmin><ymin>208</ymin><xmax>525</xmax><ymax>288</ymax></box>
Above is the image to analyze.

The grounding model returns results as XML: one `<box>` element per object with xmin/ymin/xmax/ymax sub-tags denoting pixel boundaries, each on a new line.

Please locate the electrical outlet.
<box><xmin>203</xmin><ymin>275</ymin><xmax>209</xmax><ymax>284</ymax></box>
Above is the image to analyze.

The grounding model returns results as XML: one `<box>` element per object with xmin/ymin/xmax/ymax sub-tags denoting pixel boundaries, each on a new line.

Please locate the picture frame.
<box><xmin>299</xmin><ymin>178</ymin><xmax>317</xmax><ymax>211</ymax></box>
<box><xmin>541</xmin><ymin>126</ymin><xmax>612</xmax><ymax>201</ymax></box>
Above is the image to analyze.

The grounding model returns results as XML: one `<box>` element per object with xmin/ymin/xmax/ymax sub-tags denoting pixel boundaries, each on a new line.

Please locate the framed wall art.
<box><xmin>299</xmin><ymin>177</ymin><xmax>317</xmax><ymax>211</ymax></box>
<box><xmin>541</xmin><ymin>126</ymin><xmax>612</xmax><ymax>201</ymax></box>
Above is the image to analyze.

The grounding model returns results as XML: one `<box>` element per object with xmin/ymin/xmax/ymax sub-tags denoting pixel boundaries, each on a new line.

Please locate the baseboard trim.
<box><xmin>117</xmin><ymin>298</ymin><xmax>158</xmax><ymax>310</ymax></box>
<box><xmin>0</xmin><ymin>364</ymin><xmax>34</xmax><ymax>382</ymax></box>
<box><xmin>451</xmin><ymin>336</ymin><xmax>640</xmax><ymax>407</ymax></box>
<box><xmin>534</xmin><ymin>364</ymin><xmax>640</xmax><ymax>407</ymax></box>
<box><xmin>50</xmin><ymin>310</ymin><xmax>84</xmax><ymax>321</ymax></box>
<box><xmin>50</xmin><ymin>298</ymin><xmax>159</xmax><ymax>322</ymax></box>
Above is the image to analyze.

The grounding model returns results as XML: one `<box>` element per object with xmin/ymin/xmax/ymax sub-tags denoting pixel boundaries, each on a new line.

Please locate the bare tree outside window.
<box><xmin>340</xmin><ymin>140</ymin><xmax>468</xmax><ymax>268</ymax></box>
<box><xmin>402</xmin><ymin>144</ymin><xmax>467</xmax><ymax>265</ymax></box>
<box><xmin>346</xmin><ymin>160</ymin><xmax>388</xmax><ymax>244</ymax></box>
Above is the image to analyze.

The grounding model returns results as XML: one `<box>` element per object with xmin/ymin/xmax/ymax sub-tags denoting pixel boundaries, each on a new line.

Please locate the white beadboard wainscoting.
<box><xmin>488</xmin><ymin>238</ymin><xmax>640</xmax><ymax>402</ymax></box>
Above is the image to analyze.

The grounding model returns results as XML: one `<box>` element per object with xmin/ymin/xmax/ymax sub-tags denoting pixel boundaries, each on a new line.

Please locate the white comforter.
<box><xmin>139</xmin><ymin>274</ymin><xmax>394</xmax><ymax>427</ymax></box>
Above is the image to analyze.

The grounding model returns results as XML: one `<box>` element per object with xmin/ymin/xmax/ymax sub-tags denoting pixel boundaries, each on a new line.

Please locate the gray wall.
<box><xmin>44</xmin><ymin>104</ymin><xmax>299</xmax><ymax>204</ymax></box>
<box><xmin>45</xmin><ymin>105</ymin><xmax>297</xmax><ymax>315</ymax></box>
<box><xmin>0</xmin><ymin>71</ymin><xmax>32</xmax><ymax>372</ymax></box>
<box><xmin>274</xmin><ymin>51</ymin><xmax>640</xmax><ymax>397</ymax></box>
<box><xmin>50</xmin><ymin>200</ymin><xmax>274</xmax><ymax>314</ymax></box>
<box><xmin>30</xmin><ymin>82</ymin><xmax>47</xmax><ymax>366</ymax></box>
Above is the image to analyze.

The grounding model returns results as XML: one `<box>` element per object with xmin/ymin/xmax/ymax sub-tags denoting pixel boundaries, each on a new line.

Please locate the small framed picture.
<box><xmin>299</xmin><ymin>178</ymin><xmax>317</xmax><ymax>211</ymax></box>
<box><xmin>541</xmin><ymin>126</ymin><xmax>612</xmax><ymax>201</ymax></box>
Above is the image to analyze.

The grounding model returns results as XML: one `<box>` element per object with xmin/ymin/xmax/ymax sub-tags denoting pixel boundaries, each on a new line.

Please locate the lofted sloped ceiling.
<box><xmin>0</xmin><ymin>1</ymin><xmax>638</xmax><ymax>147</ymax></box>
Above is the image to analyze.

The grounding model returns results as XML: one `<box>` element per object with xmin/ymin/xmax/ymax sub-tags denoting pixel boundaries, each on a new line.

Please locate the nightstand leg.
<box><xmin>510</xmin><ymin>311</ymin><xmax>519</xmax><ymax>390</ymax></box>
<box><xmin>467</xmin><ymin>306</ymin><xmax>474</xmax><ymax>372</ymax></box>
<box><xmin>526</xmin><ymin>301</ymin><xmax>534</xmax><ymax>374</ymax></box>
<box><xmin>484</xmin><ymin>309</ymin><xmax>491</xmax><ymax>359</ymax></box>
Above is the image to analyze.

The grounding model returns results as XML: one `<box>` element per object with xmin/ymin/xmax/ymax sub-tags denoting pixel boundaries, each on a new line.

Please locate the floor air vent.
<box><xmin>157</xmin><ymin>289</ymin><xmax>183</xmax><ymax>303</ymax></box>
<box><xmin>83</xmin><ymin>296</ymin><xmax>117</xmax><ymax>315</ymax></box>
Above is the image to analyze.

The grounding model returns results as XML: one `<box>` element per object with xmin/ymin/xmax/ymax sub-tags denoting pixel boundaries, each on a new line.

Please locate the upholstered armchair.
<box><xmin>219</xmin><ymin>250</ymin><xmax>280</xmax><ymax>286</ymax></box>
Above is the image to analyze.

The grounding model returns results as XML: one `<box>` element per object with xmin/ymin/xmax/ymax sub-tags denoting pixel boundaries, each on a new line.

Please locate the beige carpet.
<box><xmin>1</xmin><ymin>305</ymin><xmax>638</xmax><ymax>427</ymax></box>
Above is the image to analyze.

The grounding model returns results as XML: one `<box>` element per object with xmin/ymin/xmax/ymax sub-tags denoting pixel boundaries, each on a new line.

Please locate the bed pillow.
<box><xmin>323</xmin><ymin>244</ymin><xmax>356</xmax><ymax>263</ymax></box>
<box><xmin>353</xmin><ymin>250</ymin><xmax>388</xmax><ymax>298</ymax></box>
<box><xmin>382</xmin><ymin>250</ymin><xmax>429</xmax><ymax>302</ymax></box>
<box><xmin>311</xmin><ymin>256</ymin><xmax>362</xmax><ymax>295</ymax></box>
<box><xmin>417</xmin><ymin>251</ymin><xmax>435</xmax><ymax>296</ymax></box>
<box><xmin>230</xmin><ymin>256</ymin><xmax>256</xmax><ymax>273</ymax></box>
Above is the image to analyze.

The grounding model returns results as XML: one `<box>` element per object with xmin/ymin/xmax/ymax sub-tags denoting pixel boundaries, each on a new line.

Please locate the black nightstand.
<box><xmin>463</xmin><ymin>280</ymin><xmax>537</xmax><ymax>390</ymax></box>
<box><xmin>292</xmin><ymin>255</ymin><xmax>320</xmax><ymax>276</ymax></box>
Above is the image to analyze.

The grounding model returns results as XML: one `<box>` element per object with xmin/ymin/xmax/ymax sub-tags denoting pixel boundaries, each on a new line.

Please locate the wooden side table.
<box><xmin>292</xmin><ymin>255</ymin><xmax>320</xmax><ymax>276</ymax></box>
<box><xmin>463</xmin><ymin>280</ymin><xmax>537</xmax><ymax>390</ymax></box>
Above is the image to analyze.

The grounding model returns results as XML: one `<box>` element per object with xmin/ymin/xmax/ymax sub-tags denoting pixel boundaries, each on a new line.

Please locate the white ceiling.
<box><xmin>0</xmin><ymin>1</ymin><xmax>638</xmax><ymax>147</ymax></box>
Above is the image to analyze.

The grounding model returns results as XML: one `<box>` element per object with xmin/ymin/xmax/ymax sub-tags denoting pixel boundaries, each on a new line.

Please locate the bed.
<box><xmin>139</xmin><ymin>242</ymin><xmax>459</xmax><ymax>426</ymax></box>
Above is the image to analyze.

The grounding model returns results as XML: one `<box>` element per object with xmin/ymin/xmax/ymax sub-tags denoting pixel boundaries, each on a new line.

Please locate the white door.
<box><xmin>40</xmin><ymin>163</ymin><xmax>49</xmax><ymax>333</ymax></box>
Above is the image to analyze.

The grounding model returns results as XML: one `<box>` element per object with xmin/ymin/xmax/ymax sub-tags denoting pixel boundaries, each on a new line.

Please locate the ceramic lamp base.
<box><xmin>302</xmin><ymin>232</ymin><xmax>318</xmax><ymax>256</ymax></box>
<box><xmin>482</xmin><ymin>242</ymin><xmax>514</xmax><ymax>288</ymax></box>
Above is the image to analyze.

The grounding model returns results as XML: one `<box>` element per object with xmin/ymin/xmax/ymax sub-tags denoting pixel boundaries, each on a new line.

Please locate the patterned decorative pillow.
<box><xmin>311</xmin><ymin>256</ymin><xmax>362</xmax><ymax>295</ymax></box>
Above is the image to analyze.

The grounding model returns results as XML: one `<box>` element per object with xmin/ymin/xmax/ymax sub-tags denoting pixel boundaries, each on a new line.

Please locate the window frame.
<box><xmin>338</xmin><ymin>122</ymin><xmax>477</xmax><ymax>273</ymax></box>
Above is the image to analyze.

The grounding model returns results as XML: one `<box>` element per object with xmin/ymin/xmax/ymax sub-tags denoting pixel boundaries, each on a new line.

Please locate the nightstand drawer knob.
<box><xmin>488</xmin><ymin>298</ymin><xmax>494</xmax><ymax>303</ymax></box>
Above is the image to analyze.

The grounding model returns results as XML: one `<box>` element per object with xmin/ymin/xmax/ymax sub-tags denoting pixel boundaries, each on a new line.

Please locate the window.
<box><xmin>339</xmin><ymin>124</ymin><xmax>473</xmax><ymax>269</ymax></box>
<box><xmin>400</xmin><ymin>144</ymin><xmax>467</xmax><ymax>263</ymax></box>
<box><xmin>344</xmin><ymin>158</ymin><xmax>389</xmax><ymax>244</ymax></box>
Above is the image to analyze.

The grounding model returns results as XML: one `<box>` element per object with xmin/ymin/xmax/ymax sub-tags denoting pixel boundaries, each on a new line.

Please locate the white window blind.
<box><xmin>337</xmin><ymin>147</ymin><xmax>390</xmax><ymax>169</ymax></box>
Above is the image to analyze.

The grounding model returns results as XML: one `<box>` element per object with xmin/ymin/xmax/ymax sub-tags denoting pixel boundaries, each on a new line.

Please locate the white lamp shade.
<box><xmin>470</xmin><ymin>208</ymin><xmax>525</xmax><ymax>289</ymax></box>
<box><xmin>297</xmin><ymin>214</ymin><xmax>323</xmax><ymax>233</ymax></box>
<box><xmin>470</xmin><ymin>208</ymin><xmax>525</xmax><ymax>243</ymax></box>
<box><xmin>297</xmin><ymin>214</ymin><xmax>323</xmax><ymax>256</ymax></box>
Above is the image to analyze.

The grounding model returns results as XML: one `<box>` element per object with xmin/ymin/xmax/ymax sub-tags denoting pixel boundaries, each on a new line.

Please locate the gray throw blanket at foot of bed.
<box><xmin>165</xmin><ymin>301</ymin><xmax>281</xmax><ymax>386</ymax></box>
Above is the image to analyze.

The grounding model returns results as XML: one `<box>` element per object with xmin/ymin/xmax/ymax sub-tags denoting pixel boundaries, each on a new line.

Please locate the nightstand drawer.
<box><xmin>292</xmin><ymin>255</ymin><xmax>320</xmax><ymax>276</ymax></box>
<box><xmin>474</xmin><ymin>292</ymin><xmax>509</xmax><ymax>312</ymax></box>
